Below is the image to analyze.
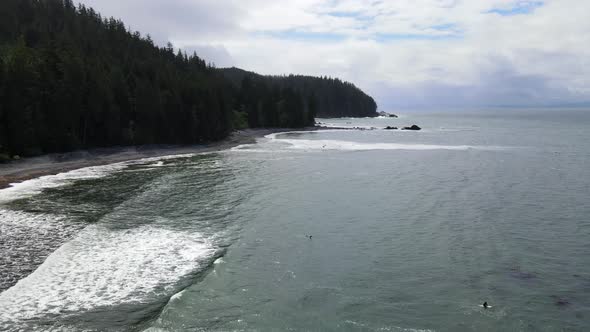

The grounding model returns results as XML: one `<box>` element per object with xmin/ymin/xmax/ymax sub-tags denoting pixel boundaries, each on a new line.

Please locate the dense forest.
<box><xmin>221</xmin><ymin>68</ymin><xmax>378</xmax><ymax>118</ymax></box>
<box><xmin>0</xmin><ymin>0</ymin><xmax>378</xmax><ymax>159</ymax></box>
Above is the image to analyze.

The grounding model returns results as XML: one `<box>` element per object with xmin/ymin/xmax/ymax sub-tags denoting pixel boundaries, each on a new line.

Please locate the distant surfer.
<box><xmin>483</xmin><ymin>302</ymin><xmax>488</xmax><ymax>309</ymax></box>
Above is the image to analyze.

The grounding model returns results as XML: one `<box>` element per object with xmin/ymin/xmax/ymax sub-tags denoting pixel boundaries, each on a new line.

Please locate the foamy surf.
<box><xmin>264</xmin><ymin>130</ymin><xmax>348</xmax><ymax>140</ymax></box>
<box><xmin>131</xmin><ymin>153</ymin><xmax>196</xmax><ymax>165</ymax></box>
<box><xmin>0</xmin><ymin>209</ymin><xmax>80</xmax><ymax>292</ymax></box>
<box><xmin>278</xmin><ymin>139</ymin><xmax>482</xmax><ymax>151</ymax></box>
<box><xmin>0</xmin><ymin>153</ymin><xmax>198</xmax><ymax>205</ymax></box>
<box><xmin>0</xmin><ymin>224</ymin><xmax>216</xmax><ymax>327</ymax></box>
<box><xmin>231</xmin><ymin>131</ymin><xmax>506</xmax><ymax>153</ymax></box>
<box><xmin>0</xmin><ymin>163</ymin><xmax>128</xmax><ymax>204</ymax></box>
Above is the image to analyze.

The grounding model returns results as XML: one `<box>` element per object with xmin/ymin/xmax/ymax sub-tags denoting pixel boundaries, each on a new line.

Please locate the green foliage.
<box><xmin>0</xmin><ymin>0</ymin><xmax>377</xmax><ymax>157</ymax></box>
<box><xmin>221</xmin><ymin>67</ymin><xmax>378</xmax><ymax>118</ymax></box>
<box><xmin>232</xmin><ymin>111</ymin><xmax>249</xmax><ymax>130</ymax></box>
<box><xmin>231</xmin><ymin>74</ymin><xmax>321</xmax><ymax>128</ymax></box>
<box><xmin>0</xmin><ymin>0</ymin><xmax>231</xmax><ymax>156</ymax></box>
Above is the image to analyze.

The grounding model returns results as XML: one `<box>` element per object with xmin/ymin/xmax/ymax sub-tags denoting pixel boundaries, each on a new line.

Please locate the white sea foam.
<box><xmin>143</xmin><ymin>327</ymin><xmax>171</xmax><ymax>332</ymax></box>
<box><xmin>0</xmin><ymin>208</ymin><xmax>67</xmax><ymax>234</ymax></box>
<box><xmin>233</xmin><ymin>133</ymin><xmax>504</xmax><ymax>153</ymax></box>
<box><xmin>0</xmin><ymin>153</ymin><xmax>198</xmax><ymax>205</ymax></box>
<box><xmin>169</xmin><ymin>289</ymin><xmax>186</xmax><ymax>302</ymax></box>
<box><xmin>264</xmin><ymin>130</ymin><xmax>349</xmax><ymax>140</ymax></box>
<box><xmin>376</xmin><ymin>327</ymin><xmax>435</xmax><ymax>332</ymax></box>
<box><xmin>279</xmin><ymin>139</ymin><xmax>481</xmax><ymax>151</ymax></box>
<box><xmin>131</xmin><ymin>153</ymin><xmax>196</xmax><ymax>165</ymax></box>
<box><xmin>0</xmin><ymin>209</ymin><xmax>79</xmax><ymax>292</ymax></box>
<box><xmin>0</xmin><ymin>163</ymin><xmax>129</xmax><ymax>204</ymax></box>
<box><xmin>264</xmin><ymin>131</ymin><xmax>505</xmax><ymax>152</ymax></box>
<box><xmin>0</xmin><ymin>225</ymin><xmax>216</xmax><ymax>324</ymax></box>
<box><xmin>230</xmin><ymin>145</ymin><xmax>291</xmax><ymax>153</ymax></box>
<box><xmin>438</xmin><ymin>127</ymin><xmax>479</xmax><ymax>132</ymax></box>
<box><xmin>318</xmin><ymin>123</ymin><xmax>377</xmax><ymax>129</ymax></box>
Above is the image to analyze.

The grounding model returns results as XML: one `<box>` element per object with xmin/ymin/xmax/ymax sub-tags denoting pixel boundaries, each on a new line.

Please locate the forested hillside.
<box><xmin>0</xmin><ymin>0</ymin><xmax>236</xmax><ymax>158</ymax></box>
<box><xmin>0</xmin><ymin>0</ymin><xmax>377</xmax><ymax>159</ymax></box>
<box><xmin>221</xmin><ymin>67</ymin><xmax>378</xmax><ymax>118</ymax></box>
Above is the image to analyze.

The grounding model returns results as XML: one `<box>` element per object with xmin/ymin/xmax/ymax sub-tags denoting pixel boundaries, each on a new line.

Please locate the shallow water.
<box><xmin>1</xmin><ymin>110</ymin><xmax>589</xmax><ymax>331</ymax></box>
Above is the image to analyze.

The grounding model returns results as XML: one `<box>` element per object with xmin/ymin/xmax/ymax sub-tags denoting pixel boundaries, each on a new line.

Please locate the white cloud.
<box><xmin>76</xmin><ymin>0</ymin><xmax>590</xmax><ymax>109</ymax></box>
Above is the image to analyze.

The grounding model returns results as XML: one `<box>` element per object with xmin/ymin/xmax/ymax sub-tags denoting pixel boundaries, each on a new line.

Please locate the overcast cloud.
<box><xmin>77</xmin><ymin>0</ymin><xmax>590</xmax><ymax>110</ymax></box>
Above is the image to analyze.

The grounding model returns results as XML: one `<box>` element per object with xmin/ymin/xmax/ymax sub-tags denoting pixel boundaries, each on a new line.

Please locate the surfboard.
<box><xmin>479</xmin><ymin>304</ymin><xmax>493</xmax><ymax>308</ymax></box>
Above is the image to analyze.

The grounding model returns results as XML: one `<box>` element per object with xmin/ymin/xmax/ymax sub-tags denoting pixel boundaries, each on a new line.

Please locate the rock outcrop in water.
<box><xmin>379</xmin><ymin>111</ymin><xmax>398</xmax><ymax>118</ymax></box>
<box><xmin>384</xmin><ymin>126</ymin><xmax>398</xmax><ymax>130</ymax></box>
<box><xmin>402</xmin><ymin>125</ymin><xmax>422</xmax><ymax>131</ymax></box>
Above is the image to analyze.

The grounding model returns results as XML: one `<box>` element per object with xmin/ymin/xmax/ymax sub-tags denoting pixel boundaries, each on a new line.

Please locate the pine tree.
<box><xmin>0</xmin><ymin>0</ymin><xmax>376</xmax><ymax>159</ymax></box>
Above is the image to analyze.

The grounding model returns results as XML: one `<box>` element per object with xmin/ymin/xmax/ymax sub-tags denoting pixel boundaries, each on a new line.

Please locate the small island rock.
<box><xmin>402</xmin><ymin>125</ymin><xmax>421</xmax><ymax>131</ymax></box>
<box><xmin>378</xmin><ymin>111</ymin><xmax>398</xmax><ymax>118</ymax></box>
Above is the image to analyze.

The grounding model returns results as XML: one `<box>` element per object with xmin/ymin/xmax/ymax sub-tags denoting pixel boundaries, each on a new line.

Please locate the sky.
<box><xmin>76</xmin><ymin>0</ymin><xmax>590</xmax><ymax>111</ymax></box>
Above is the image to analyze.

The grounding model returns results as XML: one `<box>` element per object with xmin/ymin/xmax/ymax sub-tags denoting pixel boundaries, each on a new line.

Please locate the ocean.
<box><xmin>0</xmin><ymin>110</ymin><xmax>589</xmax><ymax>331</ymax></box>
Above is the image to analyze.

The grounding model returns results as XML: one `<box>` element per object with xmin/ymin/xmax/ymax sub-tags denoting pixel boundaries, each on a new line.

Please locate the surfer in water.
<box><xmin>483</xmin><ymin>302</ymin><xmax>488</xmax><ymax>309</ymax></box>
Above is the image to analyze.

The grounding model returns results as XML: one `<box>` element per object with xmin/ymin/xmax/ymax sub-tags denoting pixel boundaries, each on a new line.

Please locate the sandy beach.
<box><xmin>0</xmin><ymin>128</ymin><xmax>300</xmax><ymax>190</ymax></box>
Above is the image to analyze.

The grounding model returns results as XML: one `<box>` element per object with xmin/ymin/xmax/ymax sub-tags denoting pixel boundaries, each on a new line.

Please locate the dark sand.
<box><xmin>0</xmin><ymin>128</ymin><xmax>303</xmax><ymax>190</ymax></box>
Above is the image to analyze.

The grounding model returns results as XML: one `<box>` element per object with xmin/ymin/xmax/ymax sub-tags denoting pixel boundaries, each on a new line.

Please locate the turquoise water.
<box><xmin>1</xmin><ymin>111</ymin><xmax>589</xmax><ymax>331</ymax></box>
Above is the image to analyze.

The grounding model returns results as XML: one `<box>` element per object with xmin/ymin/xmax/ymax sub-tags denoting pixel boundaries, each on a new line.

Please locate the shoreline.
<box><xmin>0</xmin><ymin>128</ymin><xmax>312</xmax><ymax>191</ymax></box>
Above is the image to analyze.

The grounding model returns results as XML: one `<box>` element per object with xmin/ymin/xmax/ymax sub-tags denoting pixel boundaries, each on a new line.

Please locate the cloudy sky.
<box><xmin>77</xmin><ymin>0</ymin><xmax>590</xmax><ymax>110</ymax></box>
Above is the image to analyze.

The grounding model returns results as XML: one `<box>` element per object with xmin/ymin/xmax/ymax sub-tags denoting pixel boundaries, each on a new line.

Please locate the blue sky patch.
<box><xmin>324</xmin><ymin>11</ymin><xmax>374</xmax><ymax>21</ymax></box>
<box><xmin>254</xmin><ymin>30</ymin><xmax>347</xmax><ymax>42</ymax></box>
<box><xmin>430</xmin><ymin>23</ymin><xmax>458</xmax><ymax>31</ymax></box>
<box><xmin>486</xmin><ymin>1</ymin><xmax>544</xmax><ymax>16</ymax></box>
<box><xmin>374</xmin><ymin>33</ymin><xmax>461</xmax><ymax>42</ymax></box>
<box><xmin>325</xmin><ymin>11</ymin><xmax>362</xmax><ymax>18</ymax></box>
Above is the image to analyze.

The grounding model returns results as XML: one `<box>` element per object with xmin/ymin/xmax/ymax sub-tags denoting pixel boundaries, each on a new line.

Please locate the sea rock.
<box><xmin>378</xmin><ymin>111</ymin><xmax>398</xmax><ymax>118</ymax></box>
<box><xmin>402</xmin><ymin>125</ymin><xmax>421</xmax><ymax>131</ymax></box>
<box><xmin>384</xmin><ymin>126</ymin><xmax>398</xmax><ymax>130</ymax></box>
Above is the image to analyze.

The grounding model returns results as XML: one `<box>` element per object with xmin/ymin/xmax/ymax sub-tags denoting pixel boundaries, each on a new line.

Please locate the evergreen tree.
<box><xmin>220</xmin><ymin>67</ymin><xmax>378</xmax><ymax>119</ymax></box>
<box><xmin>0</xmin><ymin>0</ymin><xmax>377</xmax><ymax>159</ymax></box>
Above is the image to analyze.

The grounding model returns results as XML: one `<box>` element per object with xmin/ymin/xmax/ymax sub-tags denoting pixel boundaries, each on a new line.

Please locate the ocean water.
<box><xmin>1</xmin><ymin>110</ymin><xmax>589</xmax><ymax>331</ymax></box>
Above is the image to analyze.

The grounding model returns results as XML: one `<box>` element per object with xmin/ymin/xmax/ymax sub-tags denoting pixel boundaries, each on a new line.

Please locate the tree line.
<box><xmin>0</xmin><ymin>0</ymin><xmax>377</xmax><ymax>159</ymax></box>
<box><xmin>221</xmin><ymin>67</ymin><xmax>378</xmax><ymax>119</ymax></box>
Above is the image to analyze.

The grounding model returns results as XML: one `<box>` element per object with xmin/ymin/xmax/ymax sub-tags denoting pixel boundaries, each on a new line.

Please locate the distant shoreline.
<box><xmin>0</xmin><ymin>128</ymin><xmax>317</xmax><ymax>191</ymax></box>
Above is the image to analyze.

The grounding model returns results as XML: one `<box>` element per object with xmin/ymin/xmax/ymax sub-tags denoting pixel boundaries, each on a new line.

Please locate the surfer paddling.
<box><xmin>483</xmin><ymin>302</ymin><xmax>488</xmax><ymax>309</ymax></box>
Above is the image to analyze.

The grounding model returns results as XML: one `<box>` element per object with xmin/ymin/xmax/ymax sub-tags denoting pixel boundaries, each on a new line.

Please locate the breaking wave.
<box><xmin>0</xmin><ymin>224</ymin><xmax>216</xmax><ymax>328</ymax></box>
